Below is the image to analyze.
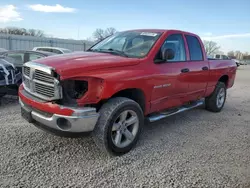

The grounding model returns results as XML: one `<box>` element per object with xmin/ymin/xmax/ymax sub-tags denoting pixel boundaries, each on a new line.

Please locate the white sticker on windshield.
<box><xmin>140</xmin><ymin>32</ymin><xmax>158</xmax><ymax>37</ymax></box>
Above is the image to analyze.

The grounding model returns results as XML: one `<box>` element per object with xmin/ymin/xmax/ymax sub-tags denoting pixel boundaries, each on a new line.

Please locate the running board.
<box><xmin>147</xmin><ymin>100</ymin><xmax>204</xmax><ymax>122</ymax></box>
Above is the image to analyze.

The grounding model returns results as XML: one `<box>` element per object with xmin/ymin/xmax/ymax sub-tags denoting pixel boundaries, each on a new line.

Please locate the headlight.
<box><xmin>62</xmin><ymin>80</ymin><xmax>88</xmax><ymax>99</ymax></box>
<box><xmin>59</xmin><ymin>77</ymin><xmax>104</xmax><ymax>106</ymax></box>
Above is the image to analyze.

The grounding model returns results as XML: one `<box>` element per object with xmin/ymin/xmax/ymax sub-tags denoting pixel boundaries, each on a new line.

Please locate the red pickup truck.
<box><xmin>19</xmin><ymin>29</ymin><xmax>236</xmax><ymax>155</ymax></box>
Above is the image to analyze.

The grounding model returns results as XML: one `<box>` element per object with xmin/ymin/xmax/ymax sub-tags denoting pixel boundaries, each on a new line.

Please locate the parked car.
<box><xmin>232</xmin><ymin>59</ymin><xmax>240</xmax><ymax>67</ymax></box>
<box><xmin>0</xmin><ymin>50</ymin><xmax>56</xmax><ymax>73</ymax></box>
<box><xmin>0</xmin><ymin>56</ymin><xmax>22</xmax><ymax>99</ymax></box>
<box><xmin>32</xmin><ymin>47</ymin><xmax>72</xmax><ymax>54</ymax></box>
<box><xmin>214</xmin><ymin>54</ymin><xmax>240</xmax><ymax>67</ymax></box>
<box><xmin>0</xmin><ymin>48</ymin><xmax>7</xmax><ymax>52</ymax></box>
<box><xmin>19</xmin><ymin>29</ymin><xmax>237</xmax><ymax>155</ymax></box>
<box><xmin>240</xmin><ymin>60</ymin><xmax>250</xmax><ymax>65</ymax></box>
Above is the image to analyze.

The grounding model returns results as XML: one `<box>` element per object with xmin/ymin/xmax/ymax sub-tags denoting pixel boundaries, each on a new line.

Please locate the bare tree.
<box><xmin>105</xmin><ymin>27</ymin><xmax>117</xmax><ymax>37</ymax></box>
<box><xmin>235</xmin><ymin>51</ymin><xmax>243</xmax><ymax>60</ymax></box>
<box><xmin>93</xmin><ymin>27</ymin><xmax>117</xmax><ymax>41</ymax></box>
<box><xmin>243</xmin><ymin>52</ymin><xmax>249</xmax><ymax>56</ymax></box>
<box><xmin>227</xmin><ymin>51</ymin><xmax>249</xmax><ymax>60</ymax></box>
<box><xmin>27</xmin><ymin>29</ymin><xmax>45</xmax><ymax>37</ymax></box>
<box><xmin>0</xmin><ymin>27</ymin><xmax>45</xmax><ymax>37</ymax></box>
<box><xmin>93</xmin><ymin>28</ymin><xmax>105</xmax><ymax>41</ymax></box>
<box><xmin>227</xmin><ymin>51</ymin><xmax>235</xmax><ymax>57</ymax></box>
<box><xmin>203</xmin><ymin>40</ymin><xmax>220</xmax><ymax>55</ymax></box>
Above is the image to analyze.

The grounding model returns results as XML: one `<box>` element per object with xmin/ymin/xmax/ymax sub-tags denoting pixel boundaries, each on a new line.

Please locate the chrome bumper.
<box><xmin>19</xmin><ymin>99</ymin><xmax>99</xmax><ymax>133</ymax></box>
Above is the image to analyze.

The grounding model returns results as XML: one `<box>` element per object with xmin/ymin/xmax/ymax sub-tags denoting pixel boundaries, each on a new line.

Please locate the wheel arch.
<box><xmin>218</xmin><ymin>75</ymin><xmax>229</xmax><ymax>87</ymax></box>
<box><xmin>111</xmin><ymin>88</ymin><xmax>146</xmax><ymax>114</ymax></box>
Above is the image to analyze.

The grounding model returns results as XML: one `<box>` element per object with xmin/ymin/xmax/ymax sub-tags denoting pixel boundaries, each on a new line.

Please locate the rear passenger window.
<box><xmin>52</xmin><ymin>49</ymin><xmax>62</xmax><ymax>54</ymax></box>
<box><xmin>185</xmin><ymin>35</ymin><xmax>203</xmax><ymax>61</ymax></box>
<box><xmin>37</xmin><ymin>48</ymin><xmax>52</xmax><ymax>52</ymax></box>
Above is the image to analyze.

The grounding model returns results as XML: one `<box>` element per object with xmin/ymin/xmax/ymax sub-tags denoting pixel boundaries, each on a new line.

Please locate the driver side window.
<box><xmin>157</xmin><ymin>34</ymin><xmax>186</xmax><ymax>62</ymax></box>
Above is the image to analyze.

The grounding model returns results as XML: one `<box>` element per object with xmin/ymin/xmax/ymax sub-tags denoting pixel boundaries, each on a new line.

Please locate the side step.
<box><xmin>147</xmin><ymin>100</ymin><xmax>204</xmax><ymax>122</ymax></box>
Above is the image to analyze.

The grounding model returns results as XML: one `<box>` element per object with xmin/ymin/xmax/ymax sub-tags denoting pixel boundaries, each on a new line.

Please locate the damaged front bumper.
<box><xmin>19</xmin><ymin>87</ymin><xmax>99</xmax><ymax>134</ymax></box>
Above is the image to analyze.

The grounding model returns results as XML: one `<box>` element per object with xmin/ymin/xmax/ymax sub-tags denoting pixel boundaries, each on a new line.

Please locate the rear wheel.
<box><xmin>92</xmin><ymin>97</ymin><xmax>144</xmax><ymax>156</ymax></box>
<box><xmin>205</xmin><ymin>82</ymin><xmax>227</xmax><ymax>112</ymax></box>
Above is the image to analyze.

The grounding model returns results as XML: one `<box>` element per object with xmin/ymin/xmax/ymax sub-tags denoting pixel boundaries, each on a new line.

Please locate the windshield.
<box><xmin>89</xmin><ymin>31</ymin><xmax>162</xmax><ymax>58</ymax></box>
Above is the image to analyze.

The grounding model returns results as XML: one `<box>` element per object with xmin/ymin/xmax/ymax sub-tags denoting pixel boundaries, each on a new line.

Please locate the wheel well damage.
<box><xmin>111</xmin><ymin>88</ymin><xmax>146</xmax><ymax>113</ymax></box>
<box><xmin>219</xmin><ymin>75</ymin><xmax>229</xmax><ymax>87</ymax></box>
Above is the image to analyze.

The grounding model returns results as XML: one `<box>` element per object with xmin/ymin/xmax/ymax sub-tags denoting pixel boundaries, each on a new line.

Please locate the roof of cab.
<box><xmin>123</xmin><ymin>29</ymin><xmax>197</xmax><ymax>36</ymax></box>
<box><xmin>0</xmin><ymin>50</ymin><xmax>56</xmax><ymax>56</ymax></box>
<box><xmin>33</xmin><ymin>47</ymin><xmax>71</xmax><ymax>51</ymax></box>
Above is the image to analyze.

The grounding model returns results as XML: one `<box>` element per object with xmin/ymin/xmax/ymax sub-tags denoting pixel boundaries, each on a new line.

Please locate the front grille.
<box><xmin>35</xmin><ymin>70</ymin><xmax>54</xmax><ymax>84</ymax></box>
<box><xmin>34</xmin><ymin>82</ymin><xmax>55</xmax><ymax>98</ymax></box>
<box><xmin>22</xmin><ymin>62</ymin><xmax>62</xmax><ymax>101</ymax></box>
<box><xmin>23</xmin><ymin>76</ymin><xmax>30</xmax><ymax>88</ymax></box>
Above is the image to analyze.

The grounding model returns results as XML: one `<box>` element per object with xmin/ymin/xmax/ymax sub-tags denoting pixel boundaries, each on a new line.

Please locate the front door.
<box><xmin>150</xmin><ymin>33</ymin><xmax>189</xmax><ymax>112</ymax></box>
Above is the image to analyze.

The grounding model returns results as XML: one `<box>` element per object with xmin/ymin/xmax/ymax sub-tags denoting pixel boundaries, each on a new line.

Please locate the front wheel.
<box><xmin>205</xmin><ymin>82</ymin><xmax>227</xmax><ymax>112</ymax></box>
<box><xmin>92</xmin><ymin>97</ymin><xmax>144</xmax><ymax>156</ymax></box>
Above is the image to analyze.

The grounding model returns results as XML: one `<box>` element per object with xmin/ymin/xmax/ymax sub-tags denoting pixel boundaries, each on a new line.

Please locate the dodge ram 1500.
<box><xmin>19</xmin><ymin>29</ymin><xmax>237</xmax><ymax>155</ymax></box>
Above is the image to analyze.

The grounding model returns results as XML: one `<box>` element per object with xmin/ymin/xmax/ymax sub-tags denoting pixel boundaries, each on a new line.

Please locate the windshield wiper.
<box><xmin>105</xmin><ymin>48</ymin><xmax>128</xmax><ymax>57</ymax></box>
<box><xmin>86</xmin><ymin>48</ymin><xmax>98</xmax><ymax>52</ymax></box>
<box><xmin>93</xmin><ymin>48</ymin><xmax>128</xmax><ymax>57</ymax></box>
<box><xmin>87</xmin><ymin>48</ymin><xmax>128</xmax><ymax>57</ymax></box>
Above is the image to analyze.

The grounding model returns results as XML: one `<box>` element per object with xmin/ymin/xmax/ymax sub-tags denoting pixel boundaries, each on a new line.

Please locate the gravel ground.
<box><xmin>0</xmin><ymin>66</ymin><xmax>250</xmax><ymax>188</ymax></box>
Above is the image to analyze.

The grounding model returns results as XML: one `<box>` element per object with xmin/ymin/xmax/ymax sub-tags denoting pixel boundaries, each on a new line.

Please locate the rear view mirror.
<box><xmin>162</xmin><ymin>48</ymin><xmax>175</xmax><ymax>61</ymax></box>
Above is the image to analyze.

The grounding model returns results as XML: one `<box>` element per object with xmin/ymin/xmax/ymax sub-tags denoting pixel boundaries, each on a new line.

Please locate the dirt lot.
<box><xmin>0</xmin><ymin>66</ymin><xmax>249</xmax><ymax>188</ymax></box>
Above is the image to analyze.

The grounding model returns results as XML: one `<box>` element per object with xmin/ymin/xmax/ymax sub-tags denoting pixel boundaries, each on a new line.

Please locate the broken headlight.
<box><xmin>60</xmin><ymin>80</ymin><xmax>88</xmax><ymax>105</ymax></box>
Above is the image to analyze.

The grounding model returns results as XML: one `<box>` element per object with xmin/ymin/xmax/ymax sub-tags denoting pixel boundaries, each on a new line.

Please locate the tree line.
<box><xmin>0</xmin><ymin>26</ymin><xmax>116</xmax><ymax>41</ymax></box>
<box><xmin>202</xmin><ymin>40</ymin><xmax>249</xmax><ymax>60</ymax></box>
<box><xmin>0</xmin><ymin>27</ymin><xmax>45</xmax><ymax>37</ymax></box>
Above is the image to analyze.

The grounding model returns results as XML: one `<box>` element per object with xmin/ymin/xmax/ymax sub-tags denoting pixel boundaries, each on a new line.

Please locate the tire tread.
<box><xmin>205</xmin><ymin>82</ymin><xmax>226</xmax><ymax>112</ymax></box>
<box><xmin>92</xmin><ymin>97</ymin><xmax>143</xmax><ymax>156</ymax></box>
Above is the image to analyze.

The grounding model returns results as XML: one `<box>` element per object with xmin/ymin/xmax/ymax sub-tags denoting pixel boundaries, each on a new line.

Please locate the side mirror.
<box><xmin>162</xmin><ymin>48</ymin><xmax>175</xmax><ymax>61</ymax></box>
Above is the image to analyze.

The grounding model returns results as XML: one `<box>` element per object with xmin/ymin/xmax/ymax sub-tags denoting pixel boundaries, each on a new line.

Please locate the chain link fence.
<box><xmin>0</xmin><ymin>34</ymin><xmax>94</xmax><ymax>51</ymax></box>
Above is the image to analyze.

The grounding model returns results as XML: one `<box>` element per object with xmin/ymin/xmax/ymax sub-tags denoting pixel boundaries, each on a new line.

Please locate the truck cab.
<box><xmin>214</xmin><ymin>54</ymin><xmax>230</xmax><ymax>60</ymax></box>
<box><xmin>19</xmin><ymin>29</ymin><xmax>237</xmax><ymax>155</ymax></box>
<box><xmin>214</xmin><ymin>54</ymin><xmax>240</xmax><ymax>67</ymax></box>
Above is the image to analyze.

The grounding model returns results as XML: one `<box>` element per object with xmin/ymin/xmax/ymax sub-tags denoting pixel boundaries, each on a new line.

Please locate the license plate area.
<box><xmin>21</xmin><ymin>106</ymin><xmax>33</xmax><ymax>123</ymax></box>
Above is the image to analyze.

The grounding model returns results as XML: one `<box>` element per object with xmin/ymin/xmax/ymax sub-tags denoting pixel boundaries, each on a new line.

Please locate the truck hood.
<box><xmin>33</xmin><ymin>52</ymin><xmax>140</xmax><ymax>78</ymax></box>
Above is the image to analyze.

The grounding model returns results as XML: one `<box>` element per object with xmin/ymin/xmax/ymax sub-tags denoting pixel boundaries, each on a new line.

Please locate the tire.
<box><xmin>92</xmin><ymin>97</ymin><xmax>144</xmax><ymax>156</ymax></box>
<box><xmin>205</xmin><ymin>82</ymin><xmax>227</xmax><ymax>112</ymax></box>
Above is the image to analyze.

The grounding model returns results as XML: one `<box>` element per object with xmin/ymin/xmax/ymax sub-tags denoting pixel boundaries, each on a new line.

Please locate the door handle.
<box><xmin>181</xmin><ymin>68</ymin><xmax>190</xmax><ymax>73</ymax></box>
<box><xmin>202</xmin><ymin>66</ymin><xmax>209</xmax><ymax>71</ymax></box>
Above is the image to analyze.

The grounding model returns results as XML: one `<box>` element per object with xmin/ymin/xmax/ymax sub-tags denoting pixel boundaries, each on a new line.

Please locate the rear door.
<box><xmin>184</xmin><ymin>35</ymin><xmax>210</xmax><ymax>101</ymax></box>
